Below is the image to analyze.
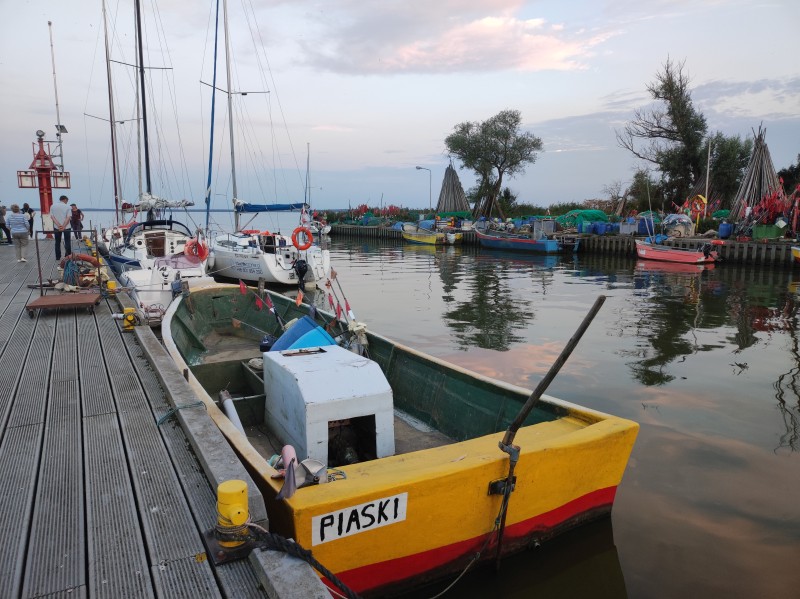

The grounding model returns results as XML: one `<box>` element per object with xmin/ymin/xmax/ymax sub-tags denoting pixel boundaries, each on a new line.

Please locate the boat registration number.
<box><xmin>312</xmin><ymin>492</ymin><xmax>408</xmax><ymax>545</ymax></box>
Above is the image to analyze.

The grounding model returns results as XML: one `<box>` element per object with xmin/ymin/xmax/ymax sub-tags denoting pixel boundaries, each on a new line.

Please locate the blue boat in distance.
<box><xmin>475</xmin><ymin>229</ymin><xmax>578</xmax><ymax>254</ymax></box>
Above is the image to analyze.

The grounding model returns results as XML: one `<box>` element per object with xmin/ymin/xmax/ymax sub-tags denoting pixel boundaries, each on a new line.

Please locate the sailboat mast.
<box><xmin>47</xmin><ymin>21</ymin><xmax>66</xmax><ymax>172</ymax></box>
<box><xmin>204</xmin><ymin>0</ymin><xmax>221</xmax><ymax>232</ymax></box>
<box><xmin>102</xmin><ymin>0</ymin><xmax>121</xmax><ymax>224</ymax></box>
<box><xmin>133</xmin><ymin>0</ymin><xmax>152</xmax><ymax>195</ymax></box>
<box><xmin>221</xmin><ymin>0</ymin><xmax>239</xmax><ymax>231</ymax></box>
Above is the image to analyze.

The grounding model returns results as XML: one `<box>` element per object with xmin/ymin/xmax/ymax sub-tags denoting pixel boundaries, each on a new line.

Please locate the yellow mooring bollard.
<box><xmin>122</xmin><ymin>307</ymin><xmax>136</xmax><ymax>331</ymax></box>
<box><xmin>217</xmin><ymin>480</ymin><xmax>249</xmax><ymax>547</ymax></box>
<box><xmin>205</xmin><ymin>479</ymin><xmax>254</xmax><ymax>564</ymax></box>
<box><xmin>106</xmin><ymin>280</ymin><xmax>117</xmax><ymax>296</ymax></box>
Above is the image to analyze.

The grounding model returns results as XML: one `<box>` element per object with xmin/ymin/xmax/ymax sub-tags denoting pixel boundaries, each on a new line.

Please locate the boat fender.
<box><xmin>291</xmin><ymin>226</ymin><xmax>313</xmax><ymax>251</ymax></box>
<box><xmin>60</xmin><ymin>253</ymin><xmax>100</xmax><ymax>268</ymax></box>
<box><xmin>184</xmin><ymin>237</ymin><xmax>209</xmax><ymax>261</ymax></box>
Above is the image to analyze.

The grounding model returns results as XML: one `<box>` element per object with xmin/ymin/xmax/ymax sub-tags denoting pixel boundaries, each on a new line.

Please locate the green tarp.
<box><xmin>554</xmin><ymin>209</ymin><xmax>610</xmax><ymax>227</ymax></box>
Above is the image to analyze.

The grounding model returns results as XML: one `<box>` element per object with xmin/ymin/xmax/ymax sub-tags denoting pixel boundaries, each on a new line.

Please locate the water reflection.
<box><xmin>625</xmin><ymin>261</ymin><xmax>721</xmax><ymax>386</ymax></box>
<box><xmin>295</xmin><ymin>242</ymin><xmax>800</xmax><ymax>456</ymax></box>
<box><xmin>271</xmin><ymin>239</ymin><xmax>800</xmax><ymax>596</ymax></box>
<box><xmin>774</xmin><ymin>281</ymin><xmax>800</xmax><ymax>452</ymax></box>
<box><xmin>441</xmin><ymin>249</ymin><xmax>546</xmax><ymax>352</ymax></box>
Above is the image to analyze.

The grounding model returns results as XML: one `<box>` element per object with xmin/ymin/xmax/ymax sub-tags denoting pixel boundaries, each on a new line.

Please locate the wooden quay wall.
<box><xmin>331</xmin><ymin>225</ymin><xmax>797</xmax><ymax>267</ymax></box>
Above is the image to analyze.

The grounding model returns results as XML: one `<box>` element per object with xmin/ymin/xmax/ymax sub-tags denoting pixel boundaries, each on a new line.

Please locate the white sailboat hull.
<box><xmin>118</xmin><ymin>254</ymin><xmax>213</xmax><ymax>323</ymax></box>
<box><xmin>108</xmin><ymin>220</ymin><xmax>198</xmax><ymax>270</ymax></box>
<box><xmin>210</xmin><ymin>232</ymin><xmax>330</xmax><ymax>287</ymax></box>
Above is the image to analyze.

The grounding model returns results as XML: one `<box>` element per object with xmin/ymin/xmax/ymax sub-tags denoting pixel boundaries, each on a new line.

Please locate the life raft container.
<box><xmin>184</xmin><ymin>237</ymin><xmax>209</xmax><ymax>261</ymax></box>
<box><xmin>291</xmin><ymin>226</ymin><xmax>313</xmax><ymax>251</ymax></box>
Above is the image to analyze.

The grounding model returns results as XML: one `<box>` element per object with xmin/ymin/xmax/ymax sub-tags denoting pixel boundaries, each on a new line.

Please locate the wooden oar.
<box><xmin>494</xmin><ymin>294</ymin><xmax>606</xmax><ymax>571</ymax></box>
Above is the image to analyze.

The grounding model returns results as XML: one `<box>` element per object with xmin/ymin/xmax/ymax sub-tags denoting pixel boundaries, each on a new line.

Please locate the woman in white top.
<box><xmin>7</xmin><ymin>204</ymin><xmax>30</xmax><ymax>262</ymax></box>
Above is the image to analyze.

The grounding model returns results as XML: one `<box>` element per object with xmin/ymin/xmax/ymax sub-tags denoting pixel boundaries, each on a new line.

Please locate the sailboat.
<box><xmin>101</xmin><ymin>0</ymin><xmax>212</xmax><ymax>321</ymax></box>
<box><xmin>205</xmin><ymin>1</ymin><xmax>330</xmax><ymax>289</ymax></box>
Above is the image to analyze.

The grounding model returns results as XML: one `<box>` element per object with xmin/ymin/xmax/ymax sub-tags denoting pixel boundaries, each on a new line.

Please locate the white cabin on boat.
<box><xmin>262</xmin><ymin>345</ymin><xmax>395</xmax><ymax>466</ymax></box>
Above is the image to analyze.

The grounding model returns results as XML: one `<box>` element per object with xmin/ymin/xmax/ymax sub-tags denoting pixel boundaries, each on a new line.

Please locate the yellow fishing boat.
<box><xmin>162</xmin><ymin>283</ymin><xmax>638</xmax><ymax>596</ymax></box>
<box><xmin>401</xmin><ymin>223</ymin><xmax>445</xmax><ymax>245</ymax></box>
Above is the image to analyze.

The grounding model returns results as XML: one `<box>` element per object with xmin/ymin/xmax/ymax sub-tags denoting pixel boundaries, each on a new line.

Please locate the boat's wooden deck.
<box><xmin>0</xmin><ymin>242</ymin><xmax>266</xmax><ymax>598</ymax></box>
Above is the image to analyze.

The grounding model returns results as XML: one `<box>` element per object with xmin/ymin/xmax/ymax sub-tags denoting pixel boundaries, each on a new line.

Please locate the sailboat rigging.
<box><xmin>101</xmin><ymin>0</ymin><xmax>121</xmax><ymax>223</ymax></box>
<box><xmin>101</xmin><ymin>0</ymin><xmax>212</xmax><ymax>322</ymax></box>
<box><xmin>303</xmin><ymin>143</ymin><xmax>331</xmax><ymax>236</ymax></box>
<box><xmin>204</xmin><ymin>0</ymin><xmax>330</xmax><ymax>288</ymax></box>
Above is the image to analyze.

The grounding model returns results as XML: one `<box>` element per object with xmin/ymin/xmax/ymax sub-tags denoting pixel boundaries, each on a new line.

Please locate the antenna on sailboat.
<box><xmin>47</xmin><ymin>21</ymin><xmax>67</xmax><ymax>172</ymax></box>
<box><xmin>305</xmin><ymin>142</ymin><xmax>310</xmax><ymax>206</ymax></box>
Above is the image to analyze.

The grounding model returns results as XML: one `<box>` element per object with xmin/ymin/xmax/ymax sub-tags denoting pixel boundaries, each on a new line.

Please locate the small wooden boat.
<box><xmin>791</xmin><ymin>245</ymin><xmax>800</xmax><ymax>265</ymax></box>
<box><xmin>162</xmin><ymin>283</ymin><xmax>638</xmax><ymax>596</ymax></box>
<box><xmin>444</xmin><ymin>229</ymin><xmax>463</xmax><ymax>245</ymax></box>
<box><xmin>475</xmin><ymin>229</ymin><xmax>567</xmax><ymax>253</ymax></box>
<box><xmin>635</xmin><ymin>239</ymin><xmax>720</xmax><ymax>264</ymax></box>
<box><xmin>402</xmin><ymin>223</ymin><xmax>444</xmax><ymax>245</ymax></box>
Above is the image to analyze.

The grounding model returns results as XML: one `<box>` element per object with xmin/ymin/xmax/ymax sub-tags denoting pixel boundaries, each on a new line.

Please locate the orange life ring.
<box><xmin>60</xmin><ymin>253</ymin><xmax>101</xmax><ymax>268</ymax></box>
<box><xmin>184</xmin><ymin>237</ymin><xmax>209</xmax><ymax>261</ymax></box>
<box><xmin>291</xmin><ymin>226</ymin><xmax>313</xmax><ymax>250</ymax></box>
<box><xmin>689</xmin><ymin>195</ymin><xmax>706</xmax><ymax>214</ymax></box>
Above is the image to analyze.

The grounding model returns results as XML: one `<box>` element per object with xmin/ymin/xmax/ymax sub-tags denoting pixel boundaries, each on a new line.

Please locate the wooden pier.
<box><xmin>331</xmin><ymin>224</ymin><xmax>798</xmax><ymax>267</ymax></box>
<box><xmin>0</xmin><ymin>242</ymin><xmax>298</xmax><ymax>598</ymax></box>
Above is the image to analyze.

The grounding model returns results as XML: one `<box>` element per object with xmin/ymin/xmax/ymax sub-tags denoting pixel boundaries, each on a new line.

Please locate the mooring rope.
<box><xmin>243</xmin><ymin>523</ymin><xmax>362</xmax><ymax>599</ymax></box>
<box><xmin>156</xmin><ymin>401</ymin><xmax>206</xmax><ymax>426</ymax></box>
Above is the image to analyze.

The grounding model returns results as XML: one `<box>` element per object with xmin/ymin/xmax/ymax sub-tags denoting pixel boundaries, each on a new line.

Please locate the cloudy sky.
<box><xmin>1</xmin><ymin>0</ymin><xmax>798</xmax><ymax>213</ymax></box>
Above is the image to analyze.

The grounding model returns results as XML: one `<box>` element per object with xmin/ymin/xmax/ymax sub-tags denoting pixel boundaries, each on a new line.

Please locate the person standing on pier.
<box><xmin>7</xmin><ymin>204</ymin><xmax>30</xmax><ymax>262</ymax></box>
<box><xmin>0</xmin><ymin>206</ymin><xmax>11</xmax><ymax>245</ymax></box>
<box><xmin>50</xmin><ymin>195</ymin><xmax>72</xmax><ymax>260</ymax></box>
<box><xmin>70</xmin><ymin>203</ymin><xmax>84</xmax><ymax>241</ymax></box>
<box><xmin>22</xmin><ymin>203</ymin><xmax>35</xmax><ymax>238</ymax></box>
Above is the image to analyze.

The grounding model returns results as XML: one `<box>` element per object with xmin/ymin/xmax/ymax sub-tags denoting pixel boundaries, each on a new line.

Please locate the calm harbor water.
<box><xmin>310</xmin><ymin>238</ymin><xmax>800</xmax><ymax>598</ymax></box>
<box><xmin>82</xmin><ymin>209</ymin><xmax>799</xmax><ymax>596</ymax></box>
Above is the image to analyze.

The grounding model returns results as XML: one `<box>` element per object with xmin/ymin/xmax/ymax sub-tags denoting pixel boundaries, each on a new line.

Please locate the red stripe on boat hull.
<box><xmin>332</xmin><ymin>485</ymin><xmax>618</xmax><ymax>596</ymax></box>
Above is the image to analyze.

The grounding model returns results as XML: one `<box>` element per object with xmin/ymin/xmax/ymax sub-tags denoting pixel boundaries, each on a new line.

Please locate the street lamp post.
<box><xmin>415</xmin><ymin>166</ymin><xmax>431</xmax><ymax>215</ymax></box>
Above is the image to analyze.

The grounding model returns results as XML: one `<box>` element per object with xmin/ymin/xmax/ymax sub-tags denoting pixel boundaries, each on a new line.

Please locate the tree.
<box><xmin>778</xmin><ymin>154</ymin><xmax>800</xmax><ymax>195</ymax></box>
<box><xmin>627</xmin><ymin>169</ymin><xmax>659</xmax><ymax>214</ymax></box>
<box><xmin>497</xmin><ymin>187</ymin><xmax>518</xmax><ymax>215</ymax></box>
<box><xmin>616</xmin><ymin>58</ymin><xmax>707</xmax><ymax>205</ymax></box>
<box><xmin>702</xmin><ymin>133</ymin><xmax>753</xmax><ymax>208</ymax></box>
<box><xmin>603</xmin><ymin>180</ymin><xmax>626</xmax><ymax>214</ymax></box>
<box><xmin>445</xmin><ymin>109</ymin><xmax>543</xmax><ymax>219</ymax></box>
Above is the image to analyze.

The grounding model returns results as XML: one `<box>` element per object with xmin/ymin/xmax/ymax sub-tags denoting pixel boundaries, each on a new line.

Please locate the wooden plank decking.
<box><xmin>0</xmin><ymin>242</ymin><xmax>267</xmax><ymax>598</ymax></box>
